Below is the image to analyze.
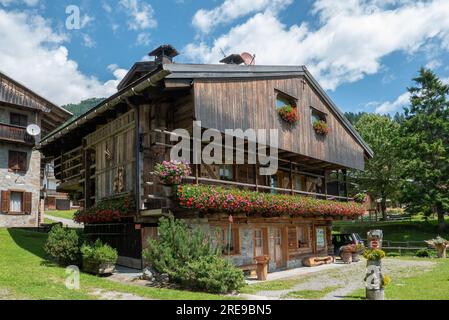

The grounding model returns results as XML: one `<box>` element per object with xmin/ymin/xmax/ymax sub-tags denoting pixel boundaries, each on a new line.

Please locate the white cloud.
<box><xmin>192</xmin><ymin>0</ymin><xmax>292</xmax><ymax>34</ymax></box>
<box><xmin>185</xmin><ymin>0</ymin><xmax>449</xmax><ymax>91</ymax></box>
<box><xmin>136</xmin><ymin>33</ymin><xmax>151</xmax><ymax>46</ymax></box>
<box><xmin>375</xmin><ymin>92</ymin><xmax>410</xmax><ymax>114</ymax></box>
<box><xmin>119</xmin><ymin>0</ymin><xmax>157</xmax><ymax>31</ymax></box>
<box><xmin>82</xmin><ymin>34</ymin><xmax>96</xmax><ymax>48</ymax></box>
<box><xmin>0</xmin><ymin>0</ymin><xmax>39</xmax><ymax>6</ymax></box>
<box><xmin>0</xmin><ymin>9</ymin><xmax>126</xmax><ymax>105</ymax></box>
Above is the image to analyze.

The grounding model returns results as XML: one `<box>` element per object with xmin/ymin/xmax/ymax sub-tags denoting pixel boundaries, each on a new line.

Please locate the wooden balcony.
<box><xmin>0</xmin><ymin>123</ymin><xmax>35</xmax><ymax>145</ymax></box>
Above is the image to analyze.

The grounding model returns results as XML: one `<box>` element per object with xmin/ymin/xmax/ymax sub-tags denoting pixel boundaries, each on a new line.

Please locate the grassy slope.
<box><xmin>333</xmin><ymin>217</ymin><xmax>449</xmax><ymax>242</ymax></box>
<box><xmin>346</xmin><ymin>257</ymin><xmax>449</xmax><ymax>300</ymax></box>
<box><xmin>0</xmin><ymin>228</ymin><xmax>234</xmax><ymax>300</ymax></box>
<box><xmin>45</xmin><ymin>210</ymin><xmax>77</xmax><ymax>220</ymax></box>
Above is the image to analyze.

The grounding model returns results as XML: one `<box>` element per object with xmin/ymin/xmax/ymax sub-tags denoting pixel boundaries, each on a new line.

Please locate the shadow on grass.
<box><xmin>7</xmin><ymin>228</ymin><xmax>48</xmax><ymax>260</ymax></box>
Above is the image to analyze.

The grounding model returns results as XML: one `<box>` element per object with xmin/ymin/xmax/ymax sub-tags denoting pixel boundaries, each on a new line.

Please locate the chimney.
<box><xmin>220</xmin><ymin>52</ymin><xmax>255</xmax><ymax>65</ymax></box>
<box><xmin>149</xmin><ymin>44</ymin><xmax>179</xmax><ymax>64</ymax></box>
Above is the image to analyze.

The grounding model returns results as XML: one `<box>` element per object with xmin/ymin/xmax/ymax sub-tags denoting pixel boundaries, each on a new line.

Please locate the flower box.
<box><xmin>176</xmin><ymin>184</ymin><xmax>365</xmax><ymax>218</ymax></box>
<box><xmin>277</xmin><ymin>105</ymin><xmax>300</xmax><ymax>125</ymax></box>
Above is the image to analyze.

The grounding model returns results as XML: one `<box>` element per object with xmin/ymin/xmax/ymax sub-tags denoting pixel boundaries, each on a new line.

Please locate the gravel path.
<box><xmin>246</xmin><ymin>259</ymin><xmax>435</xmax><ymax>300</ymax></box>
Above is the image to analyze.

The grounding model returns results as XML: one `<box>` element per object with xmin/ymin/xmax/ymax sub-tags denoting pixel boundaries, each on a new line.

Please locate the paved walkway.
<box><xmin>45</xmin><ymin>214</ymin><xmax>83</xmax><ymax>229</ymax></box>
<box><xmin>246</xmin><ymin>262</ymin><xmax>349</xmax><ymax>284</ymax></box>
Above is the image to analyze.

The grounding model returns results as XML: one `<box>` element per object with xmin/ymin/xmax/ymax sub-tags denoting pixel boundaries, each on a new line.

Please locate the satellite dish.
<box><xmin>26</xmin><ymin>124</ymin><xmax>41</xmax><ymax>136</ymax></box>
<box><xmin>241</xmin><ymin>52</ymin><xmax>255</xmax><ymax>65</ymax></box>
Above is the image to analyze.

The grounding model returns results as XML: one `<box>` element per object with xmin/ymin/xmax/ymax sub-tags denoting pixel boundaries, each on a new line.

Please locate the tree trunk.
<box><xmin>436</xmin><ymin>203</ymin><xmax>446</xmax><ymax>232</ymax></box>
<box><xmin>380</xmin><ymin>197</ymin><xmax>387</xmax><ymax>221</ymax></box>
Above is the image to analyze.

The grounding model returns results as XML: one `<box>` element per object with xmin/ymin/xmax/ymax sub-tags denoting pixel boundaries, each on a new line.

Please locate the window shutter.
<box><xmin>232</xmin><ymin>228</ymin><xmax>240</xmax><ymax>254</ymax></box>
<box><xmin>1</xmin><ymin>191</ymin><xmax>10</xmax><ymax>213</ymax></box>
<box><xmin>23</xmin><ymin>192</ymin><xmax>32</xmax><ymax>214</ymax></box>
<box><xmin>262</xmin><ymin>228</ymin><xmax>269</xmax><ymax>256</ymax></box>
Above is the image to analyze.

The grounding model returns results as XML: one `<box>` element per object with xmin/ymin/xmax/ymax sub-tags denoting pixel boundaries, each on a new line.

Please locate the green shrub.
<box><xmin>44</xmin><ymin>225</ymin><xmax>81</xmax><ymax>266</ymax></box>
<box><xmin>386</xmin><ymin>252</ymin><xmax>400</xmax><ymax>257</ymax></box>
<box><xmin>175</xmin><ymin>256</ymin><xmax>246</xmax><ymax>294</ymax></box>
<box><xmin>143</xmin><ymin>217</ymin><xmax>245</xmax><ymax>293</ymax></box>
<box><xmin>416</xmin><ymin>249</ymin><xmax>431</xmax><ymax>258</ymax></box>
<box><xmin>81</xmin><ymin>240</ymin><xmax>118</xmax><ymax>274</ymax></box>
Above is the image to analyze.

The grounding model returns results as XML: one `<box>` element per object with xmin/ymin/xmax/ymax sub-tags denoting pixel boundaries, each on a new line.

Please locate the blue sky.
<box><xmin>1</xmin><ymin>0</ymin><xmax>449</xmax><ymax>114</ymax></box>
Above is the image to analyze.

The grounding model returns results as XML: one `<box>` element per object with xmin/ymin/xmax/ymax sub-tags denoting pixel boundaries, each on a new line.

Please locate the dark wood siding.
<box><xmin>193</xmin><ymin>77</ymin><xmax>365</xmax><ymax>170</ymax></box>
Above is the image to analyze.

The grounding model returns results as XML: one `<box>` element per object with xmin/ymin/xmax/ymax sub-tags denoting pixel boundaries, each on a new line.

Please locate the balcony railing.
<box><xmin>0</xmin><ymin>123</ymin><xmax>35</xmax><ymax>145</ymax></box>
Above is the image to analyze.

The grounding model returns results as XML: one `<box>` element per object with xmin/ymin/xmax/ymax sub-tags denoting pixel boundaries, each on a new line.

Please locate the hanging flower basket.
<box><xmin>277</xmin><ymin>105</ymin><xmax>300</xmax><ymax>125</ymax></box>
<box><xmin>313</xmin><ymin>120</ymin><xmax>331</xmax><ymax>136</ymax></box>
<box><xmin>154</xmin><ymin>160</ymin><xmax>192</xmax><ymax>186</ymax></box>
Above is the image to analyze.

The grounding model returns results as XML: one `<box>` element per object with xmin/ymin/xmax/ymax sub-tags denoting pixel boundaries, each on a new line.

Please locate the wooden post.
<box><xmin>324</xmin><ymin>170</ymin><xmax>328</xmax><ymax>200</ymax></box>
<box><xmin>254</xmin><ymin>164</ymin><xmax>259</xmax><ymax>192</ymax></box>
<box><xmin>290</xmin><ymin>161</ymin><xmax>294</xmax><ymax>195</ymax></box>
<box><xmin>195</xmin><ymin>164</ymin><xmax>200</xmax><ymax>184</ymax></box>
<box><xmin>343</xmin><ymin>169</ymin><xmax>349</xmax><ymax>201</ymax></box>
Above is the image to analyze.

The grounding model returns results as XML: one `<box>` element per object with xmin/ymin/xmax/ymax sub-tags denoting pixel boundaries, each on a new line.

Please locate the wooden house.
<box><xmin>0</xmin><ymin>71</ymin><xmax>71</xmax><ymax>227</ymax></box>
<box><xmin>39</xmin><ymin>45</ymin><xmax>373</xmax><ymax>269</ymax></box>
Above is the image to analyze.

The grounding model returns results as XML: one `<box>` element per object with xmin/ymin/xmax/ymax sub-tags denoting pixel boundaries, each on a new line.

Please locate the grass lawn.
<box><xmin>45</xmin><ymin>210</ymin><xmax>77</xmax><ymax>220</ymax></box>
<box><xmin>345</xmin><ymin>257</ymin><xmax>449</xmax><ymax>300</ymax></box>
<box><xmin>0</xmin><ymin>228</ymin><xmax>236</xmax><ymax>300</ymax></box>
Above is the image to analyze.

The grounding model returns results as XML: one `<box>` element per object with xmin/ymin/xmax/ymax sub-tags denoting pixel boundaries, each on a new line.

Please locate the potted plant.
<box><xmin>340</xmin><ymin>244</ymin><xmax>354</xmax><ymax>264</ymax></box>
<box><xmin>154</xmin><ymin>160</ymin><xmax>192</xmax><ymax>196</ymax></box>
<box><xmin>81</xmin><ymin>240</ymin><xmax>118</xmax><ymax>276</ymax></box>
<box><xmin>313</xmin><ymin>120</ymin><xmax>330</xmax><ymax>136</ymax></box>
<box><xmin>425</xmin><ymin>236</ymin><xmax>449</xmax><ymax>258</ymax></box>
<box><xmin>277</xmin><ymin>105</ymin><xmax>300</xmax><ymax>125</ymax></box>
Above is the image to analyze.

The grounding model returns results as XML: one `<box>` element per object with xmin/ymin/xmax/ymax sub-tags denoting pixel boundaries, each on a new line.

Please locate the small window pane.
<box><xmin>10</xmin><ymin>113</ymin><xmax>28</xmax><ymax>127</ymax></box>
<box><xmin>10</xmin><ymin>192</ymin><xmax>22</xmax><ymax>212</ymax></box>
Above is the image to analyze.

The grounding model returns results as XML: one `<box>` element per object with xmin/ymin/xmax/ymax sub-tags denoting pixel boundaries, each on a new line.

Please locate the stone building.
<box><xmin>0</xmin><ymin>71</ymin><xmax>71</xmax><ymax>227</ymax></box>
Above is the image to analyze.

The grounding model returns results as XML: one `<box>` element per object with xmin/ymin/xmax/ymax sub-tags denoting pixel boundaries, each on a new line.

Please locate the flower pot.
<box><xmin>83</xmin><ymin>259</ymin><xmax>116</xmax><ymax>276</ymax></box>
<box><xmin>255</xmin><ymin>255</ymin><xmax>269</xmax><ymax>281</ymax></box>
<box><xmin>341</xmin><ymin>252</ymin><xmax>352</xmax><ymax>264</ymax></box>
<box><xmin>352</xmin><ymin>253</ymin><xmax>360</xmax><ymax>262</ymax></box>
<box><xmin>366</xmin><ymin>288</ymin><xmax>384</xmax><ymax>300</ymax></box>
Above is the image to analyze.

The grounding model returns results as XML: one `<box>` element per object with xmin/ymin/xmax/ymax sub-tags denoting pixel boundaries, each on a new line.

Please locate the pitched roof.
<box><xmin>0</xmin><ymin>70</ymin><xmax>71</xmax><ymax>117</ymax></box>
<box><xmin>40</xmin><ymin>63</ymin><xmax>373</xmax><ymax>158</ymax></box>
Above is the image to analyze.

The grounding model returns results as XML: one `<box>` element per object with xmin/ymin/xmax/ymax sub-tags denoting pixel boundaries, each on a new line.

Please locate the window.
<box><xmin>311</xmin><ymin>108</ymin><xmax>327</xmax><ymax>124</ymax></box>
<box><xmin>218</xmin><ymin>227</ymin><xmax>240</xmax><ymax>255</ymax></box>
<box><xmin>288</xmin><ymin>226</ymin><xmax>310</xmax><ymax>251</ymax></box>
<box><xmin>219</xmin><ymin>165</ymin><xmax>233</xmax><ymax>181</ymax></box>
<box><xmin>10</xmin><ymin>113</ymin><xmax>28</xmax><ymax>127</ymax></box>
<box><xmin>275</xmin><ymin>91</ymin><xmax>297</xmax><ymax>109</ymax></box>
<box><xmin>254</xmin><ymin>229</ymin><xmax>264</xmax><ymax>257</ymax></box>
<box><xmin>8</xmin><ymin>151</ymin><xmax>27</xmax><ymax>172</ymax></box>
<box><xmin>297</xmin><ymin>226</ymin><xmax>310</xmax><ymax>248</ymax></box>
<box><xmin>10</xmin><ymin>192</ymin><xmax>22</xmax><ymax>212</ymax></box>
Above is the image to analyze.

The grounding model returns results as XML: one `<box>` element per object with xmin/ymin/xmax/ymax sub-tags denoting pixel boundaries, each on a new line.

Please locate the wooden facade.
<box><xmin>40</xmin><ymin>48</ymin><xmax>372</xmax><ymax>269</ymax></box>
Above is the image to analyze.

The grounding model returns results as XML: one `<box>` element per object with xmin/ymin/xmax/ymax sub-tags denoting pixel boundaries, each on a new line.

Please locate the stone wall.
<box><xmin>0</xmin><ymin>142</ymin><xmax>41</xmax><ymax>227</ymax></box>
